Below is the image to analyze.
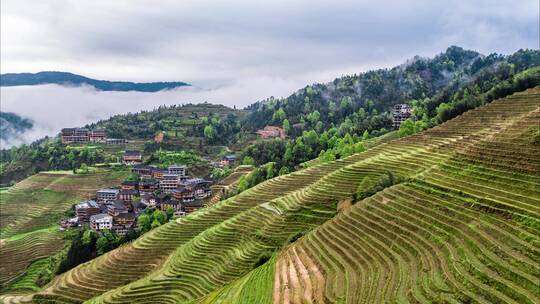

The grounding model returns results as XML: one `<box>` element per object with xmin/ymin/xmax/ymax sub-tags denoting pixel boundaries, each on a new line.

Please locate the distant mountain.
<box><xmin>0</xmin><ymin>71</ymin><xmax>190</xmax><ymax>92</ymax></box>
<box><xmin>0</xmin><ymin>112</ymin><xmax>33</xmax><ymax>146</ymax></box>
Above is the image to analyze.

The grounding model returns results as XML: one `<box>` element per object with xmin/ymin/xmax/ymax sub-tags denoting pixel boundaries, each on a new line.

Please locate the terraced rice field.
<box><xmin>205</xmin><ymin>166</ymin><xmax>253</xmax><ymax>207</ymax></box>
<box><xmin>3</xmin><ymin>87</ymin><xmax>539</xmax><ymax>303</ymax></box>
<box><xmin>0</xmin><ymin>169</ymin><xmax>129</xmax><ymax>291</ymax></box>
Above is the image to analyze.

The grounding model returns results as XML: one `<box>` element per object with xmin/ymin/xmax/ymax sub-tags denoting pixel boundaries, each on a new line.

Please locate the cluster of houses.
<box><xmin>69</xmin><ymin>191</ymin><xmax>138</xmax><ymax>236</ymax></box>
<box><xmin>62</xmin><ymin>164</ymin><xmax>213</xmax><ymax>235</ymax></box>
<box><xmin>61</xmin><ymin>128</ymin><xmax>128</xmax><ymax>145</ymax></box>
<box><xmin>392</xmin><ymin>104</ymin><xmax>412</xmax><ymax>128</ymax></box>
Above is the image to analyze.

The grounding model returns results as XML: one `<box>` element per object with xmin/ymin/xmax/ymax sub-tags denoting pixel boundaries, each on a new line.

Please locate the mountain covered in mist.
<box><xmin>0</xmin><ymin>71</ymin><xmax>190</xmax><ymax>92</ymax></box>
<box><xmin>0</xmin><ymin>112</ymin><xmax>33</xmax><ymax>146</ymax></box>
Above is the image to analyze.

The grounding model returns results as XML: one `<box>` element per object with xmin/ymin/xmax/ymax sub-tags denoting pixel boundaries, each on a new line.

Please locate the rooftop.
<box><xmin>97</xmin><ymin>188</ymin><xmax>120</xmax><ymax>194</ymax></box>
<box><xmin>124</xmin><ymin>150</ymin><xmax>142</xmax><ymax>156</ymax></box>
<box><xmin>90</xmin><ymin>213</ymin><xmax>113</xmax><ymax>221</ymax></box>
<box><xmin>76</xmin><ymin>200</ymin><xmax>99</xmax><ymax>209</ymax></box>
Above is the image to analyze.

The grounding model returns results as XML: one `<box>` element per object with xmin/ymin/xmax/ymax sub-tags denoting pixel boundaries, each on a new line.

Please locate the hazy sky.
<box><xmin>2</xmin><ymin>0</ymin><xmax>538</xmax><ymax>87</ymax></box>
<box><xmin>0</xmin><ymin>0</ymin><xmax>538</xmax><ymax>147</ymax></box>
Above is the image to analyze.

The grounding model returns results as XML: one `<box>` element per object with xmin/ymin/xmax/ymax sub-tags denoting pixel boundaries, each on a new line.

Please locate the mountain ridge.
<box><xmin>0</xmin><ymin>71</ymin><xmax>190</xmax><ymax>92</ymax></box>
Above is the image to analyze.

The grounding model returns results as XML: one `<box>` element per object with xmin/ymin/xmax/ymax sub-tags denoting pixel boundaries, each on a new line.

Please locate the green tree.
<box><xmin>79</xmin><ymin>163</ymin><xmax>89</xmax><ymax>174</ymax></box>
<box><xmin>278</xmin><ymin>166</ymin><xmax>289</xmax><ymax>176</ymax></box>
<box><xmin>96</xmin><ymin>236</ymin><xmax>110</xmax><ymax>255</ymax></box>
<box><xmin>282</xmin><ymin>119</ymin><xmax>290</xmax><ymax>134</ymax></box>
<box><xmin>204</xmin><ymin>125</ymin><xmax>216</xmax><ymax>140</ymax></box>
<box><xmin>266</xmin><ymin>162</ymin><xmax>275</xmax><ymax>179</ymax></box>
<box><xmin>272</xmin><ymin>107</ymin><xmax>287</xmax><ymax>123</ymax></box>
<box><xmin>362</xmin><ymin>130</ymin><xmax>369</xmax><ymax>141</ymax></box>
<box><xmin>82</xmin><ymin>229</ymin><xmax>97</xmax><ymax>246</ymax></box>
<box><xmin>165</xmin><ymin>207</ymin><xmax>175</xmax><ymax>220</ymax></box>
<box><xmin>154</xmin><ymin>210</ymin><xmax>167</xmax><ymax>224</ymax></box>
<box><xmin>238</xmin><ymin>176</ymin><xmax>249</xmax><ymax>192</ymax></box>
<box><xmin>151</xmin><ymin>219</ymin><xmax>161</xmax><ymax>229</ymax></box>
<box><xmin>138</xmin><ymin>214</ymin><xmax>151</xmax><ymax>232</ymax></box>
<box><xmin>398</xmin><ymin>119</ymin><xmax>415</xmax><ymax>137</ymax></box>
<box><xmin>242</xmin><ymin>156</ymin><xmax>255</xmax><ymax>166</ymax></box>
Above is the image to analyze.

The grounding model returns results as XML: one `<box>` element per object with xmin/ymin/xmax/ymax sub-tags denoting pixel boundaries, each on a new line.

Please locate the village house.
<box><xmin>140</xmin><ymin>193</ymin><xmax>157</xmax><ymax>208</ymax></box>
<box><xmin>168</xmin><ymin>164</ymin><xmax>187</xmax><ymax>177</ymax></box>
<box><xmin>151</xmin><ymin>169</ymin><xmax>167</xmax><ymax>180</ymax></box>
<box><xmin>159</xmin><ymin>198</ymin><xmax>183</xmax><ymax>213</ymax></box>
<box><xmin>112</xmin><ymin>225</ymin><xmax>129</xmax><ymax>236</ymax></box>
<box><xmin>119</xmin><ymin>189</ymin><xmax>138</xmax><ymax>202</ymax></box>
<box><xmin>392</xmin><ymin>104</ymin><xmax>412</xmax><ymax>128</ymax></box>
<box><xmin>61</xmin><ymin>128</ymin><xmax>109</xmax><ymax>144</ymax></box>
<box><xmin>123</xmin><ymin>150</ymin><xmax>143</xmax><ymax>165</ymax></box>
<box><xmin>75</xmin><ymin>200</ymin><xmax>100</xmax><ymax>222</ymax></box>
<box><xmin>90</xmin><ymin>213</ymin><xmax>113</xmax><ymax>231</ymax></box>
<box><xmin>107</xmin><ymin>200</ymin><xmax>128</xmax><ymax>217</ymax></box>
<box><xmin>61</xmin><ymin>128</ymin><xmax>90</xmax><ymax>144</ymax></box>
<box><xmin>96</xmin><ymin>188</ymin><xmax>120</xmax><ymax>203</ymax></box>
<box><xmin>160</xmin><ymin>174</ymin><xmax>181</xmax><ymax>193</ymax></box>
<box><xmin>219</xmin><ymin>155</ymin><xmax>237</xmax><ymax>167</ymax></box>
<box><xmin>138</xmin><ymin>179</ymin><xmax>159</xmax><ymax>193</ymax></box>
<box><xmin>172</xmin><ymin>186</ymin><xmax>195</xmax><ymax>202</ymax></box>
<box><xmin>183</xmin><ymin>200</ymin><xmax>204</xmax><ymax>214</ymax></box>
<box><xmin>187</xmin><ymin>178</ymin><xmax>212</xmax><ymax>199</ymax></box>
<box><xmin>89</xmin><ymin>129</ymin><xmax>106</xmax><ymax>143</ymax></box>
<box><xmin>132</xmin><ymin>165</ymin><xmax>155</xmax><ymax>177</ymax></box>
<box><xmin>114</xmin><ymin>213</ymin><xmax>136</xmax><ymax>227</ymax></box>
<box><xmin>121</xmin><ymin>180</ymin><xmax>139</xmax><ymax>190</ymax></box>
<box><xmin>255</xmin><ymin>125</ymin><xmax>286</xmax><ymax>139</ymax></box>
<box><xmin>172</xmin><ymin>178</ymin><xmax>212</xmax><ymax>202</ymax></box>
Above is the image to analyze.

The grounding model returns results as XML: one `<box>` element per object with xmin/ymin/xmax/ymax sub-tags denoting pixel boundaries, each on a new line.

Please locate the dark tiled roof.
<box><xmin>183</xmin><ymin>200</ymin><xmax>204</xmax><ymax>208</ymax></box>
<box><xmin>120</xmin><ymin>189</ymin><xmax>138</xmax><ymax>195</ymax></box>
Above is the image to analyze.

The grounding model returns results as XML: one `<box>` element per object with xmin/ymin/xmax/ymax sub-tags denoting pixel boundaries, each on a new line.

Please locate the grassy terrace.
<box><xmin>205</xmin><ymin>166</ymin><xmax>253</xmax><ymax>207</ymax></box>
<box><xmin>3</xmin><ymin>88</ymin><xmax>539</xmax><ymax>304</ymax></box>
<box><xmin>0</xmin><ymin>169</ymin><xmax>129</xmax><ymax>294</ymax></box>
<box><xmin>274</xmin><ymin>88</ymin><xmax>540</xmax><ymax>303</ymax></box>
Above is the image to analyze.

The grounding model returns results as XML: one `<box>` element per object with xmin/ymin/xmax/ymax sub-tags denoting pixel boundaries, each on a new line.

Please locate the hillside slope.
<box><xmin>1</xmin><ymin>88</ymin><xmax>535</xmax><ymax>303</ymax></box>
<box><xmin>0</xmin><ymin>169</ymin><xmax>129</xmax><ymax>292</ymax></box>
<box><xmin>0</xmin><ymin>72</ymin><xmax>189</xmax><ymax>92</ymax></box>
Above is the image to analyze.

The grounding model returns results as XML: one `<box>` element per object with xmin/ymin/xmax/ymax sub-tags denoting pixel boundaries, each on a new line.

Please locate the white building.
<box><xmin>96</xmin><ymin>188</ymin><xmax>120</xmax><ymax>202</ymax></box>
<box><xmin>160</xmin><ymin>174</ymin><xmax>181</xmax><ymax>193</ymax></box>
<box><xmin>168</xmin><ymin>165</ymin><xmax>187</xmax><ymax>177</ymax></box>
<box><xmin>90</xmin><ymin>213</ymin><xmax>113</xmax><ymax>231</ymax></box>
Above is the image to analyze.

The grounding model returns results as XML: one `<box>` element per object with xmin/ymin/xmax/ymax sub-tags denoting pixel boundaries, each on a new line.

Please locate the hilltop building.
<box><xmin>61</xmin><ymin>127</ymin><xmax>127</xmax><ymax>145</ymax></box>
<box><xmin>392</xmin><ymin>104</ymin><xmax>412</xmax><ymax>128</ymax></box>
<box><xmin>61</xmin><ymin>128</ymin><xmax>90</xmax><ymax>144</ymax></box>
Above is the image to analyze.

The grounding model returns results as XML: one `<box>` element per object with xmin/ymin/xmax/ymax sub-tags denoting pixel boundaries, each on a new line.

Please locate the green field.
<box><xmin>1</xmin><ymin>88</ymin><xmax>539</xmax><ymax>303</ymax></box>
<box><xmin>0</xmin><ymin>169</ymin><xmax>129</xmax><ymax>292</ymax></box>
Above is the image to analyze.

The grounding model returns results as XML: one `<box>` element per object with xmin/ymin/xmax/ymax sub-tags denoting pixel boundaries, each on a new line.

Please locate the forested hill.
<box><xmin>242</xmin><ymin>46</ymin><xmax>540</xmax><ymax>134</ymax></box>
<box><xmin>0</xmin><ymin>71</ymin><xmax>190</xmax><ymax>92</ymax></box>
<box><xmin>1</xmin><ymin>47</ymin><xmax>539</xmax><ymax>186</ymax></box>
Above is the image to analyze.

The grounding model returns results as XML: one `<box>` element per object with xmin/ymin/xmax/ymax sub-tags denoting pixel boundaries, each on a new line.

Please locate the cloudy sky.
<box><xmin>1</xmin><ymin>0</ymin><xmax>538</xmax><ymax>146</ymax></box>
